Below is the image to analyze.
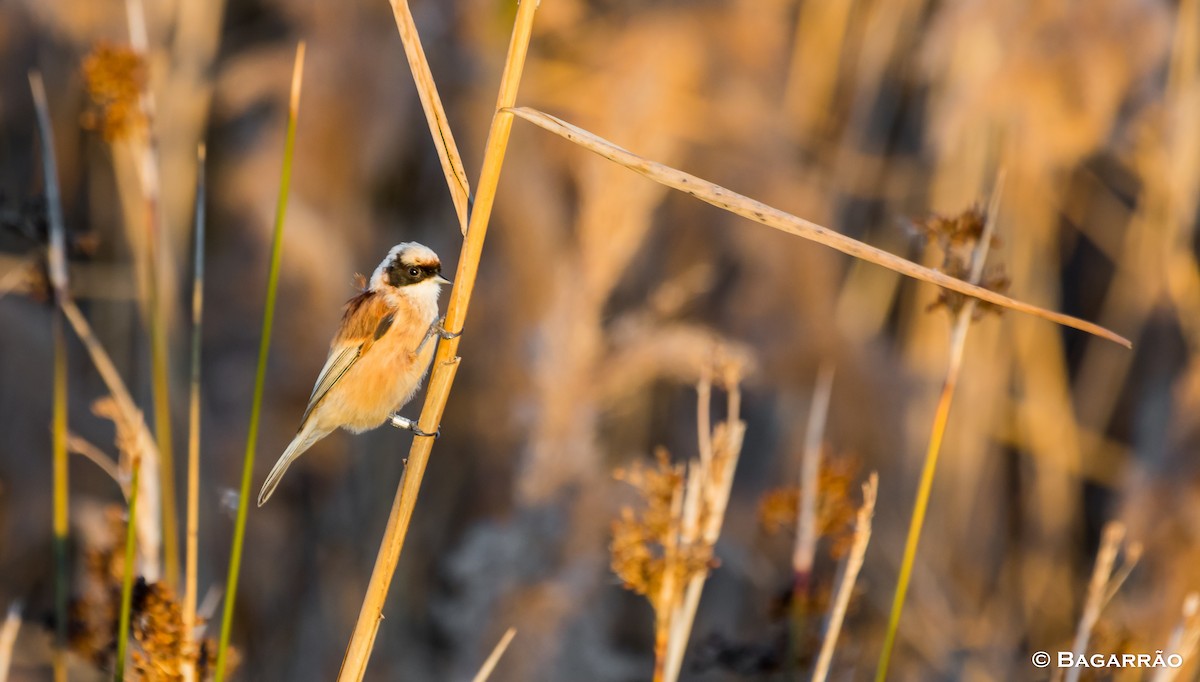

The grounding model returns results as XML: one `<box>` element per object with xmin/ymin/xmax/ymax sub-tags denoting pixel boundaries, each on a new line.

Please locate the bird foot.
<box><xmin>434</xmin><ymin>316</ymin><xmax>461</xmax><ymax>340</ymax></box>
<box><xmin>415</xmin><ymin>317</ymin><xmax>461</xmax><ymax>355</ymax></box>
<box><xmin>388</xmin><ymin>414</ymin><xmax>440</xmax><ymax>439</ymax></box>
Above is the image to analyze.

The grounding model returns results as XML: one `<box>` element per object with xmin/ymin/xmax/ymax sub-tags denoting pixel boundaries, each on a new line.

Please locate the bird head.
<box><xmin>370</xmin><ymin>242</ymin><xmax>451</xmax><ymax>295</ymax></box>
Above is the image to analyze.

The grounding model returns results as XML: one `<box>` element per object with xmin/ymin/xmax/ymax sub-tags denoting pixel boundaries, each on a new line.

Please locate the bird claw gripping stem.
<box><xmin>415</xmin><ymin>317</ymin><xmax>461</xmax><ymax>356</ymax></box>
<box><xmin>434</xmin><ymin>316</ymin><xmax>461</xmax><ymax>340</ymax></box>
<box><xmin>388</xmin><ymin>414</ymin><xmax>440</xmax><ymax>439</ymax></box>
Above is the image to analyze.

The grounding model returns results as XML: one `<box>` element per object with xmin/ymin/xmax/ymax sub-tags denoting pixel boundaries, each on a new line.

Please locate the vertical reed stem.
<box><xmin>336</xmin><ymin>2</ymin><xmax>540</xmax><ymax>677</ymax></box>
<box><xmin>791</xmin><ymin>365</ymin><xmax>836</xmax><ymax>670</ymax></box>
<box><xmin>876</xmin><ymin>174</ymin><xmax>1005</xmax><ymax>680</ymax></box>
<box><xmin>181</xmin><ymin>143</ymin><xmax>207</xmax><ymax>682</ymax></box>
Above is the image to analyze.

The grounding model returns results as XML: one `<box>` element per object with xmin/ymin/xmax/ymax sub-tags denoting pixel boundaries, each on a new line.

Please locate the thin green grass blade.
<box><xmin>51</xmin><ymin>316</ymin><xmax>68</xmax><ymax>670</ymax></box>
<box><xmin>114</xmin><ymin>460</ymin><xmax>141</xmax><ymax>681</ymax></box>
<box><xmin>875</xmin><ymin>176</ymin><xmax>1005</xmax><ymax>681</ymax></box>
<box><xmin>214</xmin><ymin>42</ymin><xmax>306</xmax><ymax>681</ymax></box>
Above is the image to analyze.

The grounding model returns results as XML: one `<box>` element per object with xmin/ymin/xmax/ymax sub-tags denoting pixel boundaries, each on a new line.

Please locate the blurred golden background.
<box><xmin>0</xmin><ymin>0</ymin><xmax>1197</xmax><ymax>679</ymax></box>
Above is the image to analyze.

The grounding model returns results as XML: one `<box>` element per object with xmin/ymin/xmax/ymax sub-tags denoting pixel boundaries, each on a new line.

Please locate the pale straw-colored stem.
<box><xmin>471</xmin><ymin>628</ymin><xmax>518</xmax><ymax>682</ymax></box>
<box><xmin>662</xmin><ymin>371</ymin><xmax>746</xmax><ymax>682</ymax></box>
<box><xmin>61</xmin><ymin>298</ymin><xmax>163</xmax><ymax>579</ymax></box>
<box><xmin>1061</xmin><ymin>522</ymin><xmax>1141</xmax><ymax>682</ymax></box>
<box><xmin>336</xmin><ymin>2</ymin><xmax>541</xmax><ymax>679</ymax></box>
<box><xmin>791</xmin><ymin>364</ymin><xmax>836</xmax><ymax>672</ymax></box>
<box><xmin>67</xmin><ymin>433</ymin><xmax>125</xmax><ymax>492</ymax></box>
<box><xmin>812</xmin><ymin>473</ymin><xmax>878</xmax><ymax>682</ymax></box>
<box><xmin>1152</xmin><ymin>593</ymin><xmax>1200</xmax><ymax>682</ymax></box>
<box><xmin>655</xmin><ymin>475</ymin><xmax>687</xmax><ymax>682</ymax></box>
<box><xmin>795</xmin><ymin>365</ymin><xmax>836</xmax><ymax>577</ymax></box>
<box><xmin>181</xmin><ymin>143</ymin><xmax>207</xmax><ymax>682</ymax></box>
<box><xmin>387</xmin><ymin>0</ymin><xmax>472</xmax><ymax>233</ymax></box>
<box><xmin>124</xmin><ymin>0</ymin><xmax>179</xmax><ymax>588</ymax></box>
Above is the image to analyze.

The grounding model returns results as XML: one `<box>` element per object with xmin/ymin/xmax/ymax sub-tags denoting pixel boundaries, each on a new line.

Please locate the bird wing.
<box><xmin>297</xmin><ymin>291</ymin><xmax>396</xmax><ymax>427</ymax></box>
<box><xmin>299</xmin><ymin>344</ymin><xmax>361</xmax><ymax>426</ymax></box>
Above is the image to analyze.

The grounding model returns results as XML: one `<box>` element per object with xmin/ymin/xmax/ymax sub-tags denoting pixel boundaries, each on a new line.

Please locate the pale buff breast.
<box><xmin>314</xmin><ymin>300</ymin><xmax>438</xmax><ymax>433</ymax></box>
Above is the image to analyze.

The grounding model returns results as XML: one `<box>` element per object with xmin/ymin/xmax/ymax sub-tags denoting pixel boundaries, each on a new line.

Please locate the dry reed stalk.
<box><xmin>386</xmin><ymin>0</ymin><xmax>472</xmax><ymax>233</ymax></box>
<box><xmin>1152</xmin><ymin>593</ymin><xmax>1200</xmax><ymax>682</ymax></box>
<box><xmin>661</xmin><ymin>361</ymin><xmax>746</xmax><ymax>682</ymax></box>
<box><xmin>81</xmin><ymin>19</ymin><xmax>174</xmax><ymax>588</ymax></box>
<box><xmin>812</xmin><ymin>472</ymin><xmax>878</xmax><ymax>682</ymax></box>
<box><xmin>214</xmin><ymin>42</ymin><xmax>305</xmax><ymax>682</ymax></box>
<box><xmin>30</xmin><ymin>71</ymin><xmax>71</xmax><ymax>682</ymax></box>
<box><xmin>793</xmin><ymin>366</ymin><xmax>836</xmax><ymax>609</ymax></box>
<box><xmin>181</xmin><ymin>143</ymin><xmax>206</xmax><ymax>682</ymax></box>
<box><xmin>124</xmin><ymin>0</ymin><xmax>180</xmax><ymax>588</ymax></box>
<box><xmin>67</xmin><ymin>432</ymin><xmax>124</xmax><ymax>491</ymax></box>
<box><xmin>62</xmin><ymin>299</ymin><xmax>163</xmax><ymax>577</ymax></box>
<box><xmin>790</xmin><ymin>365</ymin><xmax>836</xmax><ymax>672</ymax></box>
<box><xmin>656</xmin><ymin>469</ymin><xmax>690</xmax><ymax>682</ymax></box>
<box><xmin>470</xmin><ymin>628</ymin><xmax>517</xmax><ymax>682</ymax></box>
<box><xmin>504</xmin><ymin>107</ymin><xmax>1129</xmax><ymax>348</ymax></box>
<box><xmin>1060</xmin><ymin>522</ymin><xmax>1142</xmax><ymax>682</ymax></box>
<box><xmin>335</xmin><ymin>2</ymin><xmax>540</xmax><ymax>678</ymax></box>
<box><xmin>611</xmin><ymin>354</ymin><xmax>747</xmax><ymax>682</ymax></box>
<box><xmin>876</xmin><ymin>174</ymin><xmax>1005</xmax><ymax>681</ymax></box>
<box><xmin>0</xmin><ymin>602</ymin><xmax>20</xmax><ymax>682</ymax></box>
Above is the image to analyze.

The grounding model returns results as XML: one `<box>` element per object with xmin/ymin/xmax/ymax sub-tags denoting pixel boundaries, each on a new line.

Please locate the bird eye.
<box><xmin>408</xmin><ymin>267</ymin><xmax>420</xmax><ymax>278</ymax></box>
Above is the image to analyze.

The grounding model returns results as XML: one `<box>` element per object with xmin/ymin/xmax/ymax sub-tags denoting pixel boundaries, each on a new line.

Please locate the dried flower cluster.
<box><xmin>81</xmin><ymin>43</ymin><xmax>146</xmax><ymax>141</ymax></box>
<box><xmin>758</xmin><ymin>451</ymin><xmax>860</xmax><ymax>560</ymax></box>
<box><xmin>69</xmin><ymin>505</ymin><xmax>231</xmax><ymax>680</ymax></box>
<box><xmin>70</xmin><ymin>505</ymin><xmax>124</xmax><ymax>664</ymax></box>
<box><xmin>918</xmin><ymin>207</ymin><xmax>1011</xmax><ymax>318</ymax></box>
<box><xmin>610</xmin><ymin>349</ymin><xmax>748</xmax><ymax>681</ymax></box>
<box><xmin>612</xmin><ymin>448</ymin><xmax>716</xmax><ymax>600</ymax></box>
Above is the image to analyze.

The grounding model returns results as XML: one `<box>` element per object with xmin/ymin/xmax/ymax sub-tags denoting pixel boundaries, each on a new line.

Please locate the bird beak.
<box><xmin>435</xmin><ymin>274</ymin><xmax>452</xmax><ymax>285</ymax></box>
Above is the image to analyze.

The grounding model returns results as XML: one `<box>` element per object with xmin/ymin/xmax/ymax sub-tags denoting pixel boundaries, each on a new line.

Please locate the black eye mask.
<box><xmin>386</xmin><ymin>263</ymin><xmax>441</xmax><ymax>287</ymax></box>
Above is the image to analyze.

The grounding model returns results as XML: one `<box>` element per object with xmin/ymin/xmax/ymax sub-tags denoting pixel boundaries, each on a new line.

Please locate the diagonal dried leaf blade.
<box><xmin>505</xmin><ymin>107</ymin><xmax>1131</xmax><ymax>348</ymax></box>
<box><xmin>389</xmin><ymin>0</ymin><xmax>471</xmax><ymax>233</ymax></box>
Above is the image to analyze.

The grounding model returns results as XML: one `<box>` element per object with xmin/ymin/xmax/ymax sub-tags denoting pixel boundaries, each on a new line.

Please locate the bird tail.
<box><xmin>258</xmin><ymin>421</ymin><xmax>327</xmax><ymax>506</ymax></box>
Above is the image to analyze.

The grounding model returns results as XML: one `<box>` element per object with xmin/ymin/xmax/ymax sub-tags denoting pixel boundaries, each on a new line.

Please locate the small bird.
<box><xmin>257</xmin><ymin>242</ymin><xmax>453</xmax><ymax>506</ymax></box>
